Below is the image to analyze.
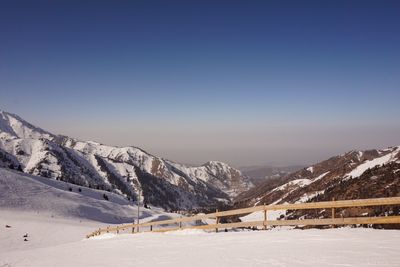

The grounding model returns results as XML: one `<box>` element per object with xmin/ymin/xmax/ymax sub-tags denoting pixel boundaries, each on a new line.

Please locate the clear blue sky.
<box><xmin>1</xmin><ymin>0</ymin><xmax>400</xmax><ymax>166</ymax></box>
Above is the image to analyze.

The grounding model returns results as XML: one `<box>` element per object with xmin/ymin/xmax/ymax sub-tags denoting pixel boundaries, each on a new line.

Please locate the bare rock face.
<box><xmin>0</xmin><ymin>110</ymin><xmax>252</xmax><ymax>210</ymax></box>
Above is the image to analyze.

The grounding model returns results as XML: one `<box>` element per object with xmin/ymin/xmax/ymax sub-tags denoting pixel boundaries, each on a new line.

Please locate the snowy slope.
<box><xmin>0</xmin><ymin>111</ymin><xmax>53</xmax><ymax>140</ymax></box>
<box><xmin>0</xmin><ymin>167</ymin><xmax>183</xmax><ymax>255</ymax></box>
<box><xmin>345</xmin><ymin>147</ymin><xmax>400</xmax><ymax>179</ymax></box>
<box><xmin>0</xmin><ymin>168</ymin><xmax>176</xmax><ymax>223</ymax></box>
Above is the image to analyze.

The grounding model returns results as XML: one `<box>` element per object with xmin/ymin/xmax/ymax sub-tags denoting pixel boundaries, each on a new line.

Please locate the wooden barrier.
<box><xmin>86</xmin><ymin>197</ymin><xmax>400</xmax><ymax>238</ymax></box>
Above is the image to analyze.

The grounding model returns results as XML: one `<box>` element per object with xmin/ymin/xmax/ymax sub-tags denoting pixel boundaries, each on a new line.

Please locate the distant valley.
<box><xmin>240</xmin><ymin>165</ymin><xmax>305</xmax><ymax>185</ymax></box>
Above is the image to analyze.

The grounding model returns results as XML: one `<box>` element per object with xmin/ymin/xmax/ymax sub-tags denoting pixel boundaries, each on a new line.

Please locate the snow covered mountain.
<box><xmin>0</xmin><ymin>110</ymin><xmax>252</xmax><ymax>210</ymax></box>
<box><xmin>237</xmin><ymin>146</ymin><xmax>400</xmax><ymax>206</ymax></box>
<box><xmin>236</xmin><ymin>146</ymin><xmax>400</xmax><ymax>225</ymax></box>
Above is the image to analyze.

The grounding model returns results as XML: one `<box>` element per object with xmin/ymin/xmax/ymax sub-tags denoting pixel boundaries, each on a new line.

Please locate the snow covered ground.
<box><xmin>1</xmin><ymin>213</ymin><xmax>400</xmax><ymax>267</ymax></box>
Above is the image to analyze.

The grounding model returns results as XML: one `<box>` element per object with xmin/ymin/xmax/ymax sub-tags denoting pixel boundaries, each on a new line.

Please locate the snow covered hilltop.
<box><xmin>0</xmin><ymin>110</ymin><xmax>252</xmax><ymax>210</ymax></box>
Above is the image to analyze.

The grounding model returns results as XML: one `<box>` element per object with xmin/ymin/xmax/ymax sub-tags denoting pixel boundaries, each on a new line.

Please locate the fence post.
<box><xmin>150</xmin><ymin>225</ymin><xmax>153</xmax><ymax>232</ymax></box>
<box><xmin>179</xmin><ymin>216</ymin><xmax>182</xmax><ymax>229</ymax></box>
<box><xmin>107</xmin><ymin>226</ymin><xmax>110</xmax><ymax>233</ymax></box>
<box><xmin>98</xmin><ymin>228</ymin><xmax>101</xmax><ymax>236</ymax></box>
<box><xmin>116</xmin><ymin>226</ymin><xmax>119</xmax><ymax>234</ymax></box>
<box><xmin>331</xmin><ymin>197</ymin><xmax>335</xmax><ymax>228</ymax></box>
<box><xmin>132</xmin><ymin>225</ymin><xmax>135</xmax><ymax>234</ymax></box>
<box><xmin>263</xmin><ymin>203</ymin><xmax>267</xmax><ymax>230</ymax></box>
<box><xmin>216</xmin><ymin>209</ymin><xmax>219</xmax><ymax>233</ymax></box>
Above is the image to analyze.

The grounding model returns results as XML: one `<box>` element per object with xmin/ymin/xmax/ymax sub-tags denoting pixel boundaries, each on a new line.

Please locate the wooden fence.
<box><xmin>86</xmin><ymin>197</ymin><xmax>400</xmax><ymax>238</ymax></box>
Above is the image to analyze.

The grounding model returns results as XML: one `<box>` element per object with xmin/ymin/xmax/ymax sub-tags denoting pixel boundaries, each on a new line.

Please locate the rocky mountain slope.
<box><xmin>0</xmin><ymin>110</ymin><xmax>252</xmax><ymax>210</ymax></box>
<box><xmin>235</xmin><ymin>146</ymin><xmax>400</xmax><ymax>226</ymax></box>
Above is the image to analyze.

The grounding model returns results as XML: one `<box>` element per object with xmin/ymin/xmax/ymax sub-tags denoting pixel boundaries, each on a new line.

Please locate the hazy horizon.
<box><xmin>3</xmin><ymin>107</ymin><xmax>400</xmax><ymax>168</ymax></box>
<box><xmin>1</xmin><ymin>1</ymin><xmax>400</xmax><ymax>167</ymax></box>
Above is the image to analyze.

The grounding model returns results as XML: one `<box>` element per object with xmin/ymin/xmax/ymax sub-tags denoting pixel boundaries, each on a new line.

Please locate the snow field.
<box><xmin>1</xmin><ymin>213</ymin><xmax>400</xmax><ymax>267</ymax></box>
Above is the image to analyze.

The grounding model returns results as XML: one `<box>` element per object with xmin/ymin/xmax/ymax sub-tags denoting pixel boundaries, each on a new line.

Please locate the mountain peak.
<box><xmin>203</xmin><ymin>161</ymin><xmax>231</xmax><ymax>167</ymax></box>
<box><xmin>0</xmin><ymin>110</ymin><xmax>54</xmax><ymax>140</ymax></box>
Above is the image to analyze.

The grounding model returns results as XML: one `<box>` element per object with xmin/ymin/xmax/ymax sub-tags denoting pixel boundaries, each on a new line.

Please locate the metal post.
<box><xmin>332</xmin><ymin>197</ymin><xmax>335</xmax><ymax>228</ymax></box>
<box><xmin>263</xmin><ymin>203</ymin><xmax>267</xmax><ymax>230</ymax></box>
<box><xmin>215</xmin><ymin>209</ymin><xmax>219</xmax><ymax>233</ymax></box>
<box><xmin>137</xmin><ymin>188</ymin><xmax>141</xmax><ymax>233</ymax></box>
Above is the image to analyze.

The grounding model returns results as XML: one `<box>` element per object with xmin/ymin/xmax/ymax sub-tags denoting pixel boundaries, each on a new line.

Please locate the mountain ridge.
<box><xmin>0</xmin><ymin>110</ymin><xmax>252</xmax><ymax>211</ymax></box>
<box><xmin>235</xmin><ymin>146</ymin><xmax>400</xmax><ymax>226</ymax></box>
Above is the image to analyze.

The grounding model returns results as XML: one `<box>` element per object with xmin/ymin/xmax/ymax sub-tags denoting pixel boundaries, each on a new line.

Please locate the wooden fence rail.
<box><xmin>86</xmin><ymin>197</ymin><xmax>400</xmax><ymax>238</ymax></box>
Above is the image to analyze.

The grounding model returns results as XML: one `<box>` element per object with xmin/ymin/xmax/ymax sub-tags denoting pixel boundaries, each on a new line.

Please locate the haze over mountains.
<box><xmin>0</xmin><ymin>110</ymin><xmax>252</xmax><ymax>211</ymax></box>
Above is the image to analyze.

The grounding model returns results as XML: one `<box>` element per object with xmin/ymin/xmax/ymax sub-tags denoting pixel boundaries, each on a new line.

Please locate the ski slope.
<box><xmin>0</xmin><ymin>168</ymin><xmax>177</xmax><ymax>224</ymax></box>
